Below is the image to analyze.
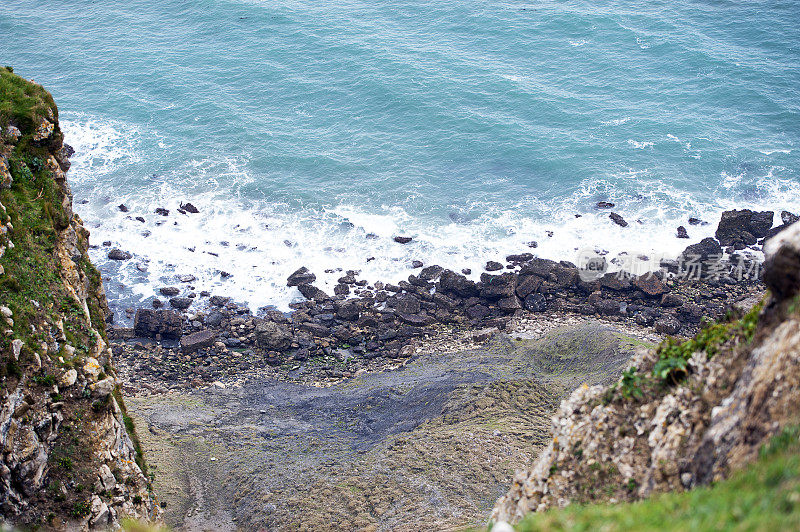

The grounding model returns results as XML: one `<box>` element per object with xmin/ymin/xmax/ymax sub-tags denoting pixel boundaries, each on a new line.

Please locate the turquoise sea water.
<box><xmin>2</xmin><ymin>0</ymin><xmax>799</xmax><ymax>311</ymax></box>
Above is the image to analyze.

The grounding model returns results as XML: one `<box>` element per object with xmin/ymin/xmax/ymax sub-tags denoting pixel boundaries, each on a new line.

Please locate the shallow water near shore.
<box><xmin>2</xmin><ymin>0</ymin><xmax>798</xmax><ymax>313</ymax></box>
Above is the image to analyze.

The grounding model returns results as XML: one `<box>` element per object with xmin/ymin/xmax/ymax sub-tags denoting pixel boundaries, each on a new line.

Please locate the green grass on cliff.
<box><xmin>510</xmin><ymin>427</ymin><xmax>800</xmax><ymax>532</ymax></box>
<box><xmin>0</xmin><ymin>66</ymin><xmax>56</xmax><ymax>130</ymax></box>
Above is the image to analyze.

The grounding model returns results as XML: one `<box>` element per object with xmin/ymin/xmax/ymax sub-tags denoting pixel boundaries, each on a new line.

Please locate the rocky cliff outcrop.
<box><xmin>0</xmin><ymin>67</ymin><xmax>158</xmax><ymax>529</ymax></box>
<box><xmin>492</xmin><ymin>222</ymin><xmax>800</xmax><ymax>524</ymax></box>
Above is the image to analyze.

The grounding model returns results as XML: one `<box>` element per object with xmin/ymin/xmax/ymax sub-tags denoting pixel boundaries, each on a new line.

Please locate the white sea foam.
<box><xmin>601</xmin><ymin>117</ymin><xmax>630</xmax><ymax>126</ymax></box>
<box><xmin>759</xmin><ymin>148</ymin><xmax>792</xmax><ymax>155</ymax></box>
<box><xmin>627</xmin><ymin>139</ymin><xmax>654</xmax><ymax>149</ymax></box>
<box><xmin>61</xmin><ymin>115</ymin><xmax>800</xmax><ymax>317</ymax></box>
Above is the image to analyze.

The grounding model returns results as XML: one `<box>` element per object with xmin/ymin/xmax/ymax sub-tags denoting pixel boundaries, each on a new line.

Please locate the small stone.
<box><xmin>11</xmin><ymin>338</ymin><xmax>23</xmax><ymax>360</ymax></box>
<box><xmin>393</xmin><ymin>236</ymin><xmax>413</xmax><ymax>244</ymax></box>
<box><xmin>0</xmin><ymin>306</ymin><xmax>11</xmax><ymax>318</ymax></box>
<box><xmin>60</xmin><ymin>369</ymin><xmax>78</xmax><ymax>387</ymax></box>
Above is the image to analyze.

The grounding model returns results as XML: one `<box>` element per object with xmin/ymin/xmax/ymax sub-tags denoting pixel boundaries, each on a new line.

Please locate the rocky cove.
<box><xmin>3</xmin><ymin>66</ymin><xmax>800</xmax><ymax>531</ymax></box>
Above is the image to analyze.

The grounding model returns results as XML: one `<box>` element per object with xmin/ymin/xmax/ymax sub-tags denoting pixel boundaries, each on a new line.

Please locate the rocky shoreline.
<box><xmin>107</xmin><ymin>207</ymin><xmax>793</xmax><ymax>390</ymax></box>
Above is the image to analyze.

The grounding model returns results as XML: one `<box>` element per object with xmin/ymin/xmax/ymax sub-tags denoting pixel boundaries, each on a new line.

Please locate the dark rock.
<box><xmin>180</xmin><ymin>202</ymin><xmax>199</xmax><ymax>213</ymax></box>
<box><xmin>298</xmin><ymin>284</ymin><xmax>329</xmax><ymax>301</ymax></box>
<box><xmin>523</xmin><ymin>293</ymin><xmax>547</xmax><ymax>312</ymax></box>
<box><xmin>133</xmin><ymin>309</ymin><xmax>183</xmax><ymax>339</ymax></box>
<box><xmin>678</xmin><ymin>303</ymin><xmax>705</xmax><ymax>323</ymax></box>
<box><xmin>392</xmin><ymin>295</ymin><xmax>421</xmax><ymax>314</ymax></box>
<box><xmin>411</xmin><ymin>260</ymin><xmax>423</xmax><ymax>269</ymax></box>
<box><xmin>301</xmin><ymin>322</ymin><xmax>331</xmax><ymax>336</ymax></box>
<box><xmin>782</xmin><ymin>211</ymin><xmax>799</xmax><ymax>226</ymax></box>
<box><xmin>180</xmin><ymin>330</ymin><xmax>216</xmax><ymax>354</ymax></box>
<box><xmin>633</xmin><ymin>274</ymin><xmax>668</xmax><ymax>297</ymax></box>
<box><xmin>209</xmin><ymin>295</ymin><xmax>231</xmax><ymax>307</ymax></box>
<box><xmin>526</xmin><ymin>241</ymin><xmax>538</xmax><ymax>248</ymax></box>
<box><xmin>439</xmin><ymin>269</ymin><xmax>479</xmax><ymax>298</ymax></box>
<box><xmin>336</xmin><ymin>301</ymin><xmax>360</xmax><ymax>321</ymax></box>
<box><xmin>688</xmin><ymin>217</ymin><xmax>702</xmax><ymax>226</ymax></box>
<box><xmin>206</xmin><ymin>311</ymin><xmax>224</xmax><ymax>327</ymax></box>
<box><xmin>287</xmin><ymin>266</ymin><xmax>316</xmax><ymax>286</ymax></box>
<box><xmin>465</xmin><ymin>304</ymin><xmax>490</xmax><ymax>320</ymax></box>
<box><xmin>609</xmin><ymin>212</ymin><xmax>628</xmax><ymax>227</ymax></box>
<box><xmin>107</xmin><ymin>248</ymin><xmax>132</xmax><ymax>261</ymax></box>
<box><xmin>596</xmin><ymin>201</ymin><xmax>615</xmax><ymax>209</ymax></box>
<box><xmin>677</xmin><ymin>226</ymin><xmax>689</xmax><ymax>239</ymax></box>
<box><xmin>152</xmin><ymin>299</ymin><xmax>163</xmax><ymax>309</ymax></box>
<box><xmin>599</xmin><ymin>272</ymin><xmax>631</xmax><ymax>291</ymax></box>
<box><xmin>660</xmin><ymin>293</ymin><xmax>684</xmax><ymax>308</ymax></box>
<box><xmin>480</xmin><ymin>273</ymin><xmax>516</xmax><ymax>300</ymax></box>
<box><xmin>497</xmin><ymin>296</ymin><xmax>522</xmax><ymax>311</ymax></box>
<box><xmin>419</xmin><ymin>265</ymin><xmax>443</xmax><ymax>281</ymax></box>
<box><xmin>715</xmin><ymin>209</ymin><xmax>774</xmax><ymax>246</ymax></box>
<box><xmin>160</xmin><ymin>286</ymin><xmax>180</xmax><ymax>297</ymax></box>
<box><xmin>595</xmin><ymin>299</ymin><xmax>622</xmax><ymax>316</ymax></box>
<box><xmin>397</xmin><ymin>313</ymin><xmax>434</xmax><ymax>326</ymax></box>
<box><xmin>432</xmin><ymin>293</ymin><xmax>457</xmax><ymax>309</ymax></box>
<box><xmin>519</xmin><ymin>258</ymin><xmax>557</xmax><ymax>278</ymax></box>
<box><xmin>485</xmin><ymin>261</ymin><xmax>504</xmax><ymax>272</ymax></box>
<box><xmin>255</xmin><ymin>320</ymin><xmax>292</xmax><ymax>350</ymax></box>
<box><xmin>169</xmin><ymin>297</ymin><xmax>193</xmax><ymax>310</ymax></box>
<box><xmin>462</xmin><ymin>268</ymin><xmax>472</xmax><ymax>275</ymax></box>
<box><xmin>553</xmin><ymin>265</ymin><xmax>579</xmax><ymax>288</ymax></box>
<box><xmin>655</xmin><ymin>316</ymin><xmax>682</xmax><ymax>335</ymax></box>
<box><xmin>118</xmin><ymin>204</ymin><xmax>129</xmax><ymax>212</ymax></box>
<box><xmin>682</xmin><ymin>237</ymin><xmax>723</xmax><ymax>260</ymax></box>
<box><xmin>334</xmin><ymin>283</ymin><xmax>350</xmax><ymax>296</ymax></box>
<box><xmin>135</xmin><ymin>216</ymin><xmax>145</xmax><ymax>223</ymax></box>
<box><xmin>515</xmin><ymin>275</ymin><xmax>543</xmax><ymax>299</ymax></box>
<box><xmin>506</xmin><ymin>253</ymin><xmax>533</xmax><ymax>263</ymax></box>
<box><xmin>393</xmin><ymin>236</ymin><xmax>413</xmax><ymax>244</ymax></box>
<box><xmin>155</xmin><ymin>207</ymin><xmax>169</xmax><ymax>216</ymax></box>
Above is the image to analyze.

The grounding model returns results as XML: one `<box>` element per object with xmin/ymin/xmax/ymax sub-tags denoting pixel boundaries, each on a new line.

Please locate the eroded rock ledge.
<box><xmin>491</xmin><ymin>222</ymin><xmax>800</xmax><ymax>524</ymax></box>
<box><xmin>0</xmin><ymin>67</ymin><xmax>158</xmax><ymax>529</ymax></box>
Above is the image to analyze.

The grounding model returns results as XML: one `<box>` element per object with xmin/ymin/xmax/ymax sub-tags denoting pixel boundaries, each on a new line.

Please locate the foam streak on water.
<box><xmin>2</xmin><ymin>0</ymin><xmax>799</xmax><ymax>314</ymax></box>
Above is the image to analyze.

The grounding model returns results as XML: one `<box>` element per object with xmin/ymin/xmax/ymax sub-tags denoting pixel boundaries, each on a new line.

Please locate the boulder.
<box><xmin>159</xmin><ymin>286</ymin><xmax>180</xmax><ymax>296</ymax></box>
<box><xmin>180</xmin><ymin>330</ymin><xmax>216</xmax><ymax>354</ymax></box>
<box><xmin>392</xmin><ymin>295</ymin><xmax>421</xmax><ymax>315</ymax></box>
<box><xmin>715</xmin><ymin>209</ymin><xmax>774</xmax><ymax>246</ymax></box>
<box><xmin>609</xmin><ymin>212</ymin><xmax>628</xmax><ymax>227</ymax></box>
<box><xmin>169</xmin><ymin>296</ymin><xmax>193</xmax><ymax>310</ymax></box>
<box><xmin>439</xmin><ymin>270</ymin><xmax>479</xmax><ymax>298</ymax></box>
<box><xmin>677</xmin><ymin>226</ymin><xmax>689</xmax><ymax>239</ymax></box>
<box><xmin>523</xmin><ymin>293</ymin><xmax>547</xmax><ymax>312</ymax></box>
<box><xmin>297</xmin><ymin>284</ymin><xmax>329</xmax><ymax>301</ymax></box>
<box><xmin>681</xmin><ymin>237</ymin><xmax>723</xmax><ymax>260</ymax></box>
<box><xmin>393</xmin><ymin>236</ymin><xmax>413</xmax><ymax>244</ymax></box>
<box><xmin>287</xmin><ymin>267</ymin><xmax>316</xmax><ymax>287</ymax></box>
<box><xmin>762</xmin><ymin>222</ymin><xmax>800</xmax><ymax>301</ymax></box>
<box><xmin>515</xmin><ymin>275</ymin><xmax>543</xmax><ymax>299</ymax></box>
<box><xmin>480</xmin><ymin>273</ymin><xmax>516</xmax><ymax>300</ymax></box>
<box><xmin>255</xmin><ymin>320</ymin><xmax>292</xmax><ymax>351</ymax></box>
<box><xmin>180</xmin><ymin>202</ymin><xmax>200</xmax><ymax>213</ymax></box>
<box><xmin>633</xmin><ymin>274</ymin><xmax>668</xmax><ymax>297</ymax></box>
<box><xmin>133</xmin><ymin>309</ymin><xmax>183</xmax><ymax>339</ymax></box>
<box><xmin>336</xmin><ymin>301</ymin><xmax>360</xmax><ymax>321</ymax></box>
<box><xmin>485</xmin><ymin>261</ymin><xmax>504</xmax><ymax>272</ymax></box>
<box><xmin>107</xmin><ymin>248</ymin><xmax>132</xmax><ymax>261</ymax></box>
<box><xmin>419</xmin><ymin>265</ymin><xmax>444</xmax><ymax>281</ymax></box>
<box><xmin>519</xmin><ymin>258</ymin><xmax>557</xmax><ymax>278</ymax></box>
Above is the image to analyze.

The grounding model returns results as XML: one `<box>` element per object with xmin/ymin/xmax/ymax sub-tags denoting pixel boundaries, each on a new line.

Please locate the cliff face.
<box><xmin>492</xmin><ymin>223</ymin><xmax>800</xmax><ymax>524</ymax></box>
<box><xmin>0</xmin><ymin>67</ymin><xmax>158</xmax><ymax>529</ymax></box>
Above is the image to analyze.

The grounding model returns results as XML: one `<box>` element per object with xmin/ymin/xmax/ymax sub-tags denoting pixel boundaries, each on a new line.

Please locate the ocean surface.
<box><xmin>2</xmin><ymin>0</ymin><xmax>799</xmax><ymax>314</ymax></box>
